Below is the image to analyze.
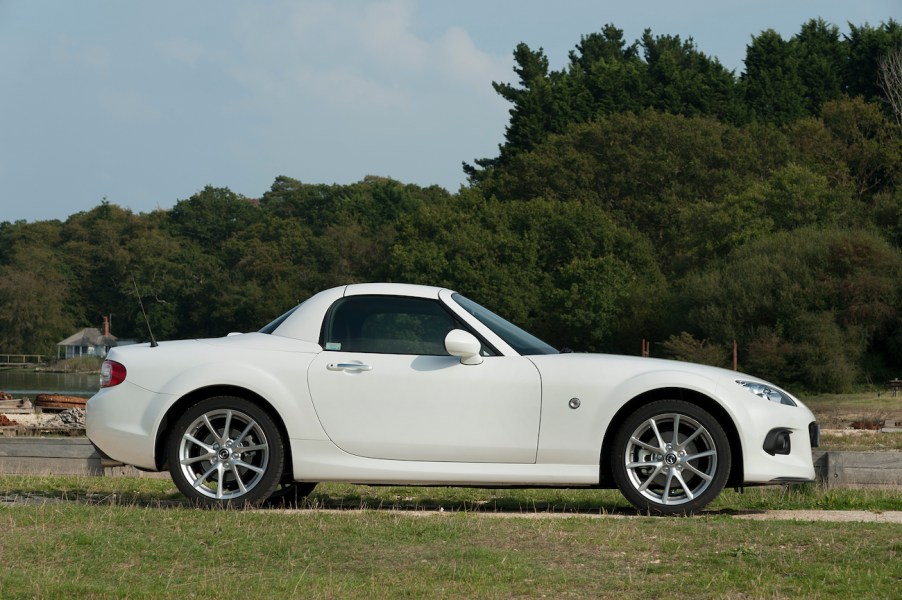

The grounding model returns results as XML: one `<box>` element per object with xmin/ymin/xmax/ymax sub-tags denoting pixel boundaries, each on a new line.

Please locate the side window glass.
<box><xmin>323</xmin><ymin>296</ymin><xmax>460</xmax><ymax>355</ymax></box>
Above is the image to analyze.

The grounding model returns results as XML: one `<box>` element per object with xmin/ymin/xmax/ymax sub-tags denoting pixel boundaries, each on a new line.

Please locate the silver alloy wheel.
<box><xmin>623</xmin><ymin>412</ymin><xmax>718</xmax><ymax>507</ymax></box>
<box><xmin>177</xmin><ymin>408</ymin><xmax>270</xmax><ymax>500</ymax></box>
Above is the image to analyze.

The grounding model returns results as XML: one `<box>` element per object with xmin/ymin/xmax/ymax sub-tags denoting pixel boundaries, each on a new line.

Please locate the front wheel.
<box><xmin>167</xmin><ymin>396</ymin><xmax>285</xmax><ymax>508</ymax></box>
<box><xmin>611</xmin><ymin>400</ymin><xmax>731</xmax><ymax>515</ymax></box>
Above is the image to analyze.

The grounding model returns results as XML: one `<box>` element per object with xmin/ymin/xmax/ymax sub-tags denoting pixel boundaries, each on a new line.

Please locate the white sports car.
<box><xmin>87</xmin><ymin>283</ymin><xmax>818</xmax><ymax>514</ymax></box>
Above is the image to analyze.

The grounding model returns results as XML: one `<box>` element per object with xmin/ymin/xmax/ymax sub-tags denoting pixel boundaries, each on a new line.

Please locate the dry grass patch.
<box><xmin>803</xmin><ymin>391</ymin><xmax>902</xmax><ymax>428</ymax></box>
<box><xmin>819</xmin><ymin>430</ymin><xmax>902</xmax><ymax>451</ymax></box>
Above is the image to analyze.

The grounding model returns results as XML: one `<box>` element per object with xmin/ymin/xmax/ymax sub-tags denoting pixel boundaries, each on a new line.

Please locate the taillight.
<box><xmin>100</xmin><ymin>360</ymin><xmax>127</xmax><ymax>388</ymax></box>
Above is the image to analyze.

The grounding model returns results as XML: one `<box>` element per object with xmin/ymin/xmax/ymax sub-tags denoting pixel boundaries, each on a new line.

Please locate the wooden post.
<box><xmin>732</xmin><ymin>339</ymin><xmax>738</xmax><ymax>371</ymax></box>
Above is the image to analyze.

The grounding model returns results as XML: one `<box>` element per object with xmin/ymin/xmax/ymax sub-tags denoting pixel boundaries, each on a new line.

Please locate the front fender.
<box><xmin>602</xmin><ymin>368</ymin><xmax>749</xmax><ymax>431</ymax></box>
<box><xmin>531</xmin><ymin>354</ymin><xmax>750</xmax><ymax>466</ymax></box>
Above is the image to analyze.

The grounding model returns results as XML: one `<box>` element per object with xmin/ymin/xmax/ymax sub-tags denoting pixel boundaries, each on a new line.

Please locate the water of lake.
<box><xmin>0</xmin><ymin>370</ymin><xmax>99</xmax><ymax>398</ymax></box>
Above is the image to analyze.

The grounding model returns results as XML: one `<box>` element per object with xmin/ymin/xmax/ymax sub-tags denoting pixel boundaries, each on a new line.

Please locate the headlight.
<box><xmin>735</xmin><ymin>380</ymin><xmax>796</xmax><ymax>406</ymax></box>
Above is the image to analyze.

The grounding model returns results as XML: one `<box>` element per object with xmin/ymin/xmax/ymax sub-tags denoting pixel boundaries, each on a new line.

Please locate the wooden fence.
<box><xmin>0</xmin><ymin>354</ymin><xmax>47</xmax><ymax>367</ymax></box>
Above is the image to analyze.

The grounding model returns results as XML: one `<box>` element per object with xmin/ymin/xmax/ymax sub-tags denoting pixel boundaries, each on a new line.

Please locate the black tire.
<box><xmin>264</xmin><ymin>482</ymin><xmax>318</xmax><ymax>508</ymax></box>
<box><xmin>167</xmin><ymin>396</ymin><xmax>285</xmax><ymax>508</ymax></box>
<box><xmin>611</xmin><ymin>399</ymin><xmax>731</xmax><ymax>515</ymax></box>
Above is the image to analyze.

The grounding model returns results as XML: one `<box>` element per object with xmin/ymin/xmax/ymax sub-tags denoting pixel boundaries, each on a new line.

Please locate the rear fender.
<box><xmin>152</xmin><ymin>359</ymin><xmax>328</xmax><ymax>447</ymax></box>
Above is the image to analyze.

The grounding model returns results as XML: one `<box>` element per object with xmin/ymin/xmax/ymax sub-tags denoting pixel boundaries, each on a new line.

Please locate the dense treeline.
<box><xmin>1</xmin><ymin>19</ymin><xmax>901</xmax><ymax>392</ymax></box>
<box><xmin>467</xmin><ymin>19</ymin><xmax>902</xmax><ymax>172</ymax></box>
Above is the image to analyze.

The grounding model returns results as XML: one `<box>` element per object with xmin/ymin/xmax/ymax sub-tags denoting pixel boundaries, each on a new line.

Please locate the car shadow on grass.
<box><xmin>0</xmin><ymin>486</ymin><xmax>768</xmax><ymax>518</ymax></box>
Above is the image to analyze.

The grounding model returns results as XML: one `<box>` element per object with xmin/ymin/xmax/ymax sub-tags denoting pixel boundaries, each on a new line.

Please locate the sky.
<box><xmin>0</xmin><ymin>0</ymin><xmax>898</xmax><ymax>223</ymax></box>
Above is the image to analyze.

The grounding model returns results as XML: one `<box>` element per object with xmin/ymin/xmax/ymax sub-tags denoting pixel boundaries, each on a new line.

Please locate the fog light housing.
<box><xmin>763</xmin><ymin>428</ymin><xmax>792</xmax><ymax>456</ymax></box>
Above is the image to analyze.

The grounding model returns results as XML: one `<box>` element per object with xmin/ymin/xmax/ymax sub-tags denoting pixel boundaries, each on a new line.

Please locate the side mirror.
<box><xmin>444</xmin><ymin>329</ymin><xmax>484</xmax><ymax>365</ymax></box>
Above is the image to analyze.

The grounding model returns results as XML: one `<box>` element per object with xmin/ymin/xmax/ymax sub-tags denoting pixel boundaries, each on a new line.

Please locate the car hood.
<box><xmin>526</xmin><ymin>352</ymin><xmax>798</xmax><ymax>405</ymax></box>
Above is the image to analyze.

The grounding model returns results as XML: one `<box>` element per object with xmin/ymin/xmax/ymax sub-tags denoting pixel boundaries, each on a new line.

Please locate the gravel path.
<box><xmin>729</xmin><ymin>509</ymin><xmax>902</xmax><ymax>523</ymax></box>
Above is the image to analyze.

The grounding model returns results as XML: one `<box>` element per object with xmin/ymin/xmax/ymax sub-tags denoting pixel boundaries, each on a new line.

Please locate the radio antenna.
<box><xmin>131</xmin><ymin>274</ymin><xmax>159</xmax><ymax>348</ymax></box>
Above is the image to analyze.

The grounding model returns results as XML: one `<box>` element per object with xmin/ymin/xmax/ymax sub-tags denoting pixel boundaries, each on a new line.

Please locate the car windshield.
<box><xmin>451</xmin><ymin>294</ymin><xmax>558</xmax><ymax>356</ymax></box>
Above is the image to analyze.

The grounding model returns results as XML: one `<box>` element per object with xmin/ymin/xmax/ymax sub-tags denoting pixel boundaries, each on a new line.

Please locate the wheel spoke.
<box><xmin>662</xmin><ymin>469</ymin><xmax>675</xmax><ymax>503</ymax></box>
<box><xmin>233</xmin><ymin>460</ymin><xmax>265</xmax><ymax>475</ymax></box>
<box><xmin>234</xmin><ymin>420</ymin><xmax>256</xmax><ymax>446</ymax></box>
<box><xmin>184</xmin><ymin>433</ymin><xmax>215</xmax><ymax>454</ymax></box>
<box><xmin>239</xmin><ymin>443</ymin><xmax>267</xmax><ymax>453</ymax></box>
<box><xmin>648</xmin><ymin>418</ymin><xmax>666</xmax><ymax>449</ymax></box>
<box><xmin>673</xmin><ymin>470</ymin><xmax>694</xmax><ymax>500</ymax></box>
<box><xmin>671</xmin><ymin>414</ymin><xmax>681</xmax><ymax>444</ymax></box>
<box><xmin>683</xmin><ymin>462</ymin><xmax>713</xmax><ymax>481</ymax></box>
<box><xmin>626</xmin><ymin>460</ymin><xmax>662</xmax><ymax>471</ymax></box>
<box><xmin>216</xmin><ymin>464</ymin><xmax>226</xmax><ymax>499</ymax></box>
<box><xmin>180</xmin><ymin>452</ymin><xmax>214</xmax><ymax>466</ymax></box>
<box><xmin>192</xmin><ymin>463</ymin><xmax>219</xmax><ymax>490</ymax></box>
<box><xmin>232</xmin><ymin>466</ymin><xmax>248</xmax><ymax>494</ymax></box>
<box><xmin>202</xmin><ymin>414</ymin><xmax>220</xmax><ymax>443</ymax></box>
<box><xmin>222</xmin><ymin>410</ymin><xmax>233</xmax><ymax>441</ymax></box>
<box><xmin>676</xmin><ymin>425</ymin><xmax>704</xmax><ymax>451</ymax></box>
<box><xmin>629</xmin><ymin>437</ymin><xmax>661</xmax><ymax>454</ymax></box>
<box><xmin>637</xmin><ymin>464</ymin><xmax>665</xmax><ymax>492</ymax></box>
<box><xmin>686</xmin><ymin>449</ymin><xmax>716</xmax><ymax>462</ymax></box>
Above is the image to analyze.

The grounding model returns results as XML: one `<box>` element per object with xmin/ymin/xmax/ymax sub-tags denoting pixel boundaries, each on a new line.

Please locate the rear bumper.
<box><xmin>85</xmin><ymin>382</ymin><xmax>169</xmax><ymax>471</ymax></box>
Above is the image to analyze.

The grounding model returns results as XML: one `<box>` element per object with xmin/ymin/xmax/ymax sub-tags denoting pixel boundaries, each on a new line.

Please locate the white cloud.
<box><xmin>356</xmin><ymin>0</ymin><xmax>430</xmax><ymax>71</ymax></box>
<box><xmin>226</xmin><ymin>0</ymin><xmax>508</xmax><ymax>112</ymax></box>
<box><xmin>437</xmin><ymin>26</ymin><xmax>510</xmax><ymax>92</ymax></box>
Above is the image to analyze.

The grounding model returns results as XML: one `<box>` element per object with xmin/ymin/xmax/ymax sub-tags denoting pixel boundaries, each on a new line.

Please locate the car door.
<box><xmin>307</xmin><ymin>295</ymin><xmax>542</xmax><ymax>463</ymax></box>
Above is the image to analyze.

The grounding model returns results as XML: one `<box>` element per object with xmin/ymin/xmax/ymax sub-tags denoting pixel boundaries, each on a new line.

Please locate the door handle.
<box><xmin>327</xmin><ymin>362</ymin><xmax>373</xmax><ymax>372</ymax></box>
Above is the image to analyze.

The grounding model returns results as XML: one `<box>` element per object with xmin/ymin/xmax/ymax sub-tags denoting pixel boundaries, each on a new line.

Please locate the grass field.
<box><xmin>1</xmin><ymin>476</ymin><xmax>901</xmax><ymax>598</ymax></box>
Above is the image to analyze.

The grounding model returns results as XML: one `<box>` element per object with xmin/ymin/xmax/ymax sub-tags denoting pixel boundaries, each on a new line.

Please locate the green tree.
<box><xmin>0</xmin><ymin>247</ymin><xmax>74</xmax><ymax>355</ymax></box>
<box><xmin>388</xmin><ymin>191</ymin><xmax>665</xmax><ymax>353</ymax></box>
<box><xmin>640</xmin><ymin>30</ymin><xmax>741</xmax><ymax>121</ymax></box>
<box><xmin>214</xmin><ymin>216</ymin><xmax>318</xmax><ymax>331</ymax></box>
<box><xmin>478</xmin><ymin>110</ymin><xmax>791</xmax><ymax>274</ymax></box>
<box><xmin>59</xmin><ymin>202</ymin><xmax>163</xmax><ymax>339</ymax></box>
<box><xmin>845</xmin><ymin>20</ymin><xmax>902</xmax><ymax>104</ymax></box>
<box><xmin>486</xmin><ymin>42</ymin><xmax>557</xmax><ymax>165</ymax></box>
<box><xmin>565</xmin><ymin>24</ymin><xmax>646</xmax><ymax>120</ymax></box>
<box><xmin>818</xmin><ymin>97</ymin><xmax>902</xmax><ymax>200</ymax></box>
<box><xmin>677</xmin><ymin>228</ymin><xmax>902</xmax><ymax>391</ymax></box>
<box><xmin>794</xmin><ymin>19</ymin><xmax>844</xmax><ymax>114</ymax></box>
<box><xmin>167</xmin><ymin>186</ymin><xmax>263</xmax><ymax>246</ymax></box>
<box><xmin>658</xmin><ymin>332</ymin><xmax>730</xmax><ymax>368</ymax></box>
<box><xmin>741</xmin><ymin>29</ymin><xmax>806</xmax><ymax>124</ymax></box>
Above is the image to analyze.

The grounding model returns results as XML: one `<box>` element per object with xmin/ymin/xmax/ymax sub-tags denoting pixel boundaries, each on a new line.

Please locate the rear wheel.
<box><xmin>167</xmin><ymin>396</ymin><xmax>284</xmax><ymax>508</ymax></box>
<box><xmin>612</xmin><ymin>400</ymin><xmax>731</xmax><ymax>515</ymax></box>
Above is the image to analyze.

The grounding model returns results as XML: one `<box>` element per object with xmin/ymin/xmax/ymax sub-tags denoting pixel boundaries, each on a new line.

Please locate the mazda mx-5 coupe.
<box><xmin>87</xmin><ymin>283</ymin><xmax>818</xmax><ymax>514</ymax></box>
